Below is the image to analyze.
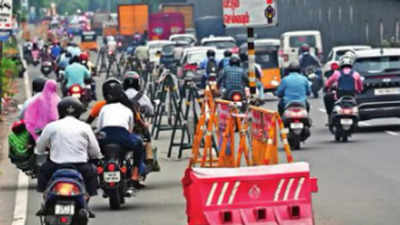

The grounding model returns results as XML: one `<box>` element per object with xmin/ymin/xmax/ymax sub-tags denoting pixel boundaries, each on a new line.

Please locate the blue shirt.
<box><xmin>275</xmin><ymin>72</ymin><xmax>310</xmax><ymax>106</ymax></box>
<box><xmin>51</xmin><ymin>45</ymin><xmax>62</xmax><ymax>59</ymax></box>
<box><xmin>65</xmin><ymin>63</ymin><xmax>90</xmax><ymax>88</ymax></box>
<box><xmin>217</xmin><ymin>65</ymin><xmax>248</xmax><ymax>91</ymax></box>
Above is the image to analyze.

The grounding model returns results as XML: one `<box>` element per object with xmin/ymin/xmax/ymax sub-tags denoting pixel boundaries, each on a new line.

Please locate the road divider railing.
<box><xmin>182</xmin><ymin>162</ymin><xmax>318</xmax><ymax>225</ymax></box>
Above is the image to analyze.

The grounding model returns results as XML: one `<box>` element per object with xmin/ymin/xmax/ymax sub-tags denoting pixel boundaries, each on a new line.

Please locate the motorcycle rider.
<box><xmin>97</xmin><ymin>83</ymin><xmax>147</xmax><ymax>189</ymax></box>
<box><xmin>299</xmin><ymin>43</ymin><xmax>322</xmax><ymax>97</ymax></box>
<box><xmin>275</xmin><ymin>63</ymin><xmax>311</xmax><ymax>115</ymax></box>
<box><xmin>324</xmin><ymin>52</ymin><xmax>363</xmax><ymax>117</ymax></box>
<box><xmin>217</xmin><ymin>55</ymin><xmax>249</xmax><ymax>100</ymax></box>
<box><xmin>19</xmin><ymin>77</ymin><xmax>47</xmax><ymax>119</ymax></box>
<box><xmin>50</xmin><ymin>40</ymin><xmax>62</xmax><ymax>60</ymax></box>
<box><xmin>200</xmin><ymin>49</ymin><xmax>219</xmax><ymax>89</ymax></box>
<box><xmin>123</xmin><ymin>72</ymin><xmax>160</xmax><ymax>172</ymax></box>
<box><xmin>239</xmin><ymin>52</ymin><xmax>264</xmax><ymax>100</ymax></box>
<box><xmin>218</xmin><ymin>50</ymin><xmax>232</xmax><ymax>72</ymax></box>
<box><xmin>63</xmin><ymin>55</ymin><xmax>91</xmax><ymax>96</ymax></box>
<box><xmin>36</xmin><ymin>97</ymin><xmax>103</xmax><ymax>206</ymax></box>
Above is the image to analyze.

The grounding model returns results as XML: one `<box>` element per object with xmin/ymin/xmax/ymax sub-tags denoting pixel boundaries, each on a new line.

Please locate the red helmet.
<box><xmin>80</xmin><ymin>52</ymin><xmax>89</xmax><ymax>61</ymax></box>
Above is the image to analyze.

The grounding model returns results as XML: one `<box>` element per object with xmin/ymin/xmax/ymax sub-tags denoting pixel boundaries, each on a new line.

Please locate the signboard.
<box><xmin>0</xmin><ymin>0</ymin><xmax>12</xmax><ymax>30</ymax></box>
<box><xmin>0</xmin><ymin>30</ymin><xmax>10</xmax><ymax>41</ymax></box>
<box><xmin>222</xmin><ymin>0</ymin><xmax>278</xmax><ymax>28</ymax></box>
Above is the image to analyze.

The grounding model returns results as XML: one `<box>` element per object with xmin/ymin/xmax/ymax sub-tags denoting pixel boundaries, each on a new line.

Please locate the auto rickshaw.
<box><xmin>240</xmin><ymin>39</ymin><xmax>281</xmax><ymax>92</ymax></box>
<box><xmin>79</xmin><ymin>31</ymin><xmax>98</xmax><ymax>52</ymax></box>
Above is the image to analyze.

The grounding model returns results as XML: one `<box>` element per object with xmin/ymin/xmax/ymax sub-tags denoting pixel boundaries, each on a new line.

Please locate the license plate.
<box><xmin>104</xmin><ymin>171</ymin><xmax>120</xmax><ymax>183</ymax></box>
<box><xmin>55</xmin><ymin>204</ymin><xmax>75</xmax><ymax>215</ymax></box>
<box><xmin>71</xmin><ymin>93</ymin><xmax>81</xmax><ymax>98</ymax></box>
<box><xmin>340</xmin><ymin>119</ymin><xmax>353</xmax><ymax>125</ymax></box>
<box><xmin>290</xmin><ymin>122</ymin><xmax>304</xmax><ymax>129</ymax></box>
<box><xmin>374</xmin><ymin>88</ymin><xmax>400</xmax><ymax>95</ymax></box>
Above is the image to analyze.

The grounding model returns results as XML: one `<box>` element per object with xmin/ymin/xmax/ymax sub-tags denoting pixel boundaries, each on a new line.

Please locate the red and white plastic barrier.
<box><xmin>182</xmin><ymin>162</ymin><xmax>318</xmax><ymax>225</ymax></box>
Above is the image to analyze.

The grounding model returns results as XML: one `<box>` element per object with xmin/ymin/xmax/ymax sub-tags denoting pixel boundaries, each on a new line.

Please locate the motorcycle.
<box><xmin>41</xmin><ymin>61</ymin><xmax>53</xmax><ymax>77</ymax></box>
<box><xmin>281</xmin><ymin>101</ymin><xmax>311</xmax><ymax>150</ymax></box>
<box><xmin>329</xmin><ymin>96</ymin><xmax>359</xmax><ymax>142</ymax></box>
<box><xmin>32</xmin><ymin>50</ymin><xmax>40</xmax><ymax>66</ymax></box>
<box><xmin>96</xmin><ymin>143</ymin><xmax>134</xmax><ymax>209</ymax></box>
<box><xmin>67</xmin><ymin>83</ymin><xmax>92</xmax><ymax>109</ymax></box>
<box><xmin>304</xmin><ymin>65</ymin><xmax>323</xmax><ymax>98</ymax></box>
<box><xmin>36</xmin><ymin>168</ymin><xmax>94</xmax><ymax>225</ymax></box>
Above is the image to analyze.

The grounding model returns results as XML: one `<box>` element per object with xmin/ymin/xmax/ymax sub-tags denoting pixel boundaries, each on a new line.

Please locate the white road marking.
<box><xmin>385</xmin><ymin>131</ymin><xmax>399</xmax><ymax>136</ymax></box>
<box><xmin>283</xmin><ymin>178</ymin><xmax>295</xmax><ymax>201</ymax></box>
<box><xmin>274</xmin><ymin>179</ymin><xmax>285</xmax><ymax>201</ymax></box>
<box><xmin>294</xmin><ymin>177</ymin><xmax>305</xmax><ymax>200</ymax></box>
<box><xmin>217</xmin><ymin>182</ymin><xmax>230</xmax><ymax>205</ymax></box>
<box><xmin>228</xmin><ymin>181</ymin><xmax>240</xmax><ymax>204</ymax></box>
<box><xmin>319</xmin><ymin>108</ymin><xmax>326</xmax><ymax>113</ymax></box>
<box><xmin>358</xmin><ymin>121</ymin><xmax>371</xmax><ymax>126</ymax></box>
<box><xmin>206</xmin><ymin>182</ymin><xmax>218</xmax><ymax>206</ymax></box>
<box><xmin>11</xmin><ymin>46</ymin><xmax>30</xmax><ymax>225</ymax></box>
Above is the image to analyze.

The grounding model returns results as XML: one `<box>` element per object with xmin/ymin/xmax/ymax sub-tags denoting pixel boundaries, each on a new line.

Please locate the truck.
<box><xmin>117</xmin><ymin>4</ymin><xmax>149</xmax><ymax>36</ymax></box>
<box><xmin>194</xmin><ymin>16</ymin><xmax>225</xmax><ymax>41</ymax></box>
<box><xmin>149</xmin><ymin>13</ymin><xmax>185</xmax><ymax>40</ymax></box>
<box><xmin>160</xmin><ymin>3</ymin><xmax>194</xmax><ymax>30</ymax></box>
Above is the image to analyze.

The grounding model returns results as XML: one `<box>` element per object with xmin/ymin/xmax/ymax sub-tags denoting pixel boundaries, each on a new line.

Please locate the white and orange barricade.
<box><xmin>249</xmin><ymin>106</ymin><xmax>293</xmax><ymax>165</ymax></box>
<box><xmin>182</xmin><ymin>162</ymin><xmax>318</xmax><ymax>225</ymax></box>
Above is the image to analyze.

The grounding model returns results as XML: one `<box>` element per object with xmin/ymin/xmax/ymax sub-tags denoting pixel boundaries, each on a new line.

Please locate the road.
<box><xmin>4</xmin><ymin>50</ymin><xmax>400</xmax><ymax>225</ymax></box>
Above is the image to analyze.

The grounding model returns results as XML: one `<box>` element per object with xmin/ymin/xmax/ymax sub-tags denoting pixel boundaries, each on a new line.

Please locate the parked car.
<box><xmin>323</xmin><ymin>45</ymin><xmax>372</xmax><ymax>77</ymax></box>
<box><xmin>353</xmin><ymin>48</ymin><xmax>400</xmax><ymax>121</ymax></box>
<box><xmin>279</xmin><ymin>30</ymin><xmax>323</xmax><ymax>69</ymax></box>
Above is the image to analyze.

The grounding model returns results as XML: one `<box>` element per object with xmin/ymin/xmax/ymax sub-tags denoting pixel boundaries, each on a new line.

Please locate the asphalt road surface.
<box><xmin>5</xmin><ymin>50</ymin><xmax>400</xmax><ymax>225</ymax></box>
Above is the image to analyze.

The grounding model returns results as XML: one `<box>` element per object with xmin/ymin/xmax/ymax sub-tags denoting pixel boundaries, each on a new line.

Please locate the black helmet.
<box><xmin>102</xmin><ymin>78</ymin><xmax>123</xmax><ymax>103</ymax></box>
<box><xmin>32</xmin><ymin>77</ymin><xmax>47</xmax><ymax>94</ymax></box>
<box><xmin>57</xmin><ymin>97</ymin><xmax>84</xmax><ymax>119</ymax></box>
<box><xmin>285</xmin><ymin>62</ymin><xmax>301</xmax><ymax>75</ymax></box>
<box><xmin>123</xmin><ymin>71</ymin><xmax>140</xmax><ymax>91</ymax></box>
<box><xmin>70</xmin><ymin>55</ymin><xmax>80</xmax><ymax>64</ymax></box>
<box><xmin>229</xmin><ymin>56</ymin><xmax>241</xmax><ymax>67</ymax></box>
<box><xmin>207</xmin><ymin>49</ymin><xmax>216</xmax><ymax>58</ymax></box>
<box><xmin>239</xmin><ymin>52</ymin><xmax>248</xmax><ymax>62</ymax></box>
<box><xmin>224</xmin><ymin>50</ymin><xmax>232</xmax><ymax>58</ymax></box>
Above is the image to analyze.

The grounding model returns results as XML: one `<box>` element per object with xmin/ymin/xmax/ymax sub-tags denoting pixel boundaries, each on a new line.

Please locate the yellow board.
<box><xmin>80</xmin><ymin>42</ymin><xmax>98</xmax><ymax>51</ymax></box>
<box><xmin>261</xmin><ymin>68</ymin><xmax>281</xmax><ymax>91</ymax></box>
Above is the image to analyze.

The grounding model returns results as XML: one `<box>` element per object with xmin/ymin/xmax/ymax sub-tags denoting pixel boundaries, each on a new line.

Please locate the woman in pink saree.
<box><xmin>24</xmin><ymin>80</ymin><xmax>60</xmax><ymax>141</ymax></box>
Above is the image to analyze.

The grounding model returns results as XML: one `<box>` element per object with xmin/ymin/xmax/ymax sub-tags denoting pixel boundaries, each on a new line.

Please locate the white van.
<box><xmin>279</xmin><ymin>30</ymin><xmax>323</xmax><ymax>69</ymax></box>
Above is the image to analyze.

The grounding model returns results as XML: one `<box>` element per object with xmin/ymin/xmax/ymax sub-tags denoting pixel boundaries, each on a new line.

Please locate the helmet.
<box><xmin>301</xmin><ymin>43</ymin><xmax>310</xmax><ymax>53</ymax></box>
<box><xmin>57</xmin><ymin>97</ymin><xmax>84</xmax><ymax>119</ymax></box>
<box><xmin>123</xmin><ymin>71</ymin><xmax>140</xmax><ymax>91</ymax></box>
<box><xmin>286</xmin><ymin>62</ymin><xmax>301</xmax><ymax>75</ymax></box>
<box><xmin>229</xmin><ymin>56</ymin><xmax>241</xmax><ymax>67</ymax></box>
<box><xmin>207</xmin><ymin>49</ymin><xmax>216</xmax><ymax>58</ymax></box>
<box><xmin>339</xmin><ymin>55</ymin><xmax>355</xmax><ymax>68</ymax></box>
<box><xmin>80</xmin><ymin>52</ymin><xmax>89</xmax><ymax>62</ymax></box>
<box><xmin>224</xmin><ymin>50</ymin><xmax>232</xmax><ymax>58</ymax></box>
<box><xmin>32</xmin><ymin>77</ymin><xmax>47</xmax><ymax>94</ymax></box>
<box><xmin>102</xmin><ymin>78</ymin><xmax>123</xmax><ymax>102</ymax></box>
<box><xmin>239</xmin><ymin>52</ymin><xmax>248</xmax><ymax>62</ymax></box>
<box><xmin>70</xmin><ymin>55</ymin><xmax>80</xmax><ymax>64</ymax></box>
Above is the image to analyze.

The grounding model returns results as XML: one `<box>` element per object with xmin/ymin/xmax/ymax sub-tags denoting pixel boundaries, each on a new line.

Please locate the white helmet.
<box><xmin>339</xmin><ymin>51</ymin><xmax>356</xmax><ymax>68</ymax></box>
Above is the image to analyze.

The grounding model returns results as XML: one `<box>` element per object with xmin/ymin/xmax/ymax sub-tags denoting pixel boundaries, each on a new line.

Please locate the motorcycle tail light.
<box><xmin>97</xmin><ymin>166</ymin><xmax>104</xmax><ymax>174</ymax></box>
<box><xmin>118</xmin><ymin>42</ymin><xmax>122</xmax><ymax>47</ymax></box>
<box><xmin>232</xmin><ymin>93</ymin><xmax>242</xmax><ymax>102</ymax></box>
<box><xmin>184</xmin><ymin>63</ymin><xmax>197</xmax><ymax>71</ymax></box>
<box><xmin>107</xmin><ymin>163</ymin><xmax>116</xmax><ymax>171</ymax></box>
<box><xmin>71</xmin><ymin>86</ymin><xmax>82</xmax><ymax>93</ymax></box>
<box><xmin>52</xmin><ymin>182</ymin><xmax>80</xmax><ymax>196</ymax></box>
<box><xmin>120</xmin><ymin>166</ymin><xmax>127</xmax><ymax>174</ymax></box>
<box><xmin>108</xmin><ymin>50</ymin><xmax>113</xmax><ymax>55</ymax></box>
<box><xmin>284</xmin><ymin>107</ymin><xmax>307</xmax><ymax>118</ymax></box>
<box><xmin>60</xmin><ymin>216</ymin><xmax>69</xmax><ymax>224</ymax></box>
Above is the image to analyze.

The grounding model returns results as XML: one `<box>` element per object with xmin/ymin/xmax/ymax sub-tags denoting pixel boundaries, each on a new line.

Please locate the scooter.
<box><xmin>96</xmin><ymin>143</ymin><xmax>134</xmax><ymax>210</ymax></box>
<box><xmin>67</xmin><ymin>83</ymin><xmax>92</xmax><ymax>109</ymax></box>
<box><xmin>329</xmin><ymin>96</ymin><xmax>359</xmax><ymax>142</ymax></box>
<box><xmin>36</xmin><ymin>169</ymin><xmax>94</xmax><ymax>225</ymax></box>
<box><xmin>281</xmin><ymin>101</ymin><xmax>311</xmax><ymax>150</ymax></box>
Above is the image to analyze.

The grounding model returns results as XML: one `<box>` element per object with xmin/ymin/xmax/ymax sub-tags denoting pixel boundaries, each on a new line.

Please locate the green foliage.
<box><xmin>0</xmin><ymin>57</ymin><xmax>18</xmax><ymax>97</ymax></box>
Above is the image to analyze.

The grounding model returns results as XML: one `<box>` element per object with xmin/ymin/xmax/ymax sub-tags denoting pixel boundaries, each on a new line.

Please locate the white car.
<box><xmin>146</xmin><ymin>40</ymin><xmax>174</xmax><ymax>63</ymax></box>
<box><xmin>169</xmin><ymin>34</ymin><xmax>197</xmax><ymax>46</ymax></box>
<box><xmin>200</xmin><ymin>36</ymin><xmax>238</xmax><ymax>52</ymax></box>
<box><xmin>323</xmin><ymin>45</ymin><xmax>372</xmax><ymax>76</ymax></box>
<box><xmin>178</xmin><ymin>46</ymin><xmax>224</xmax><ymax>78</ymax></box>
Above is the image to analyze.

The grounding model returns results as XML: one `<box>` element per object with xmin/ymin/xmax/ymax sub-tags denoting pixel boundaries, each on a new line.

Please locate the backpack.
<box><xmin>130</xmin><ymin>92</ymin><xmax>147</xmax><ymax>135</ymax></box>
<box><xmin>338</xmin><ymin>70</ymin><xmax>356</xmax><ymax>93</ymax></box>
<box><xmin>206</xmin><ymin>59</ymin><xmax>218</xmax><ymax>75</ymax></box>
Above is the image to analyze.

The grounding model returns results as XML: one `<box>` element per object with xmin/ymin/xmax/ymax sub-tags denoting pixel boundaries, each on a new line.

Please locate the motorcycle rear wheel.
<box><xmin>109</xmin><ymin>189</ymin><xmax>121</xmax><ymax>210</ymax></box>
